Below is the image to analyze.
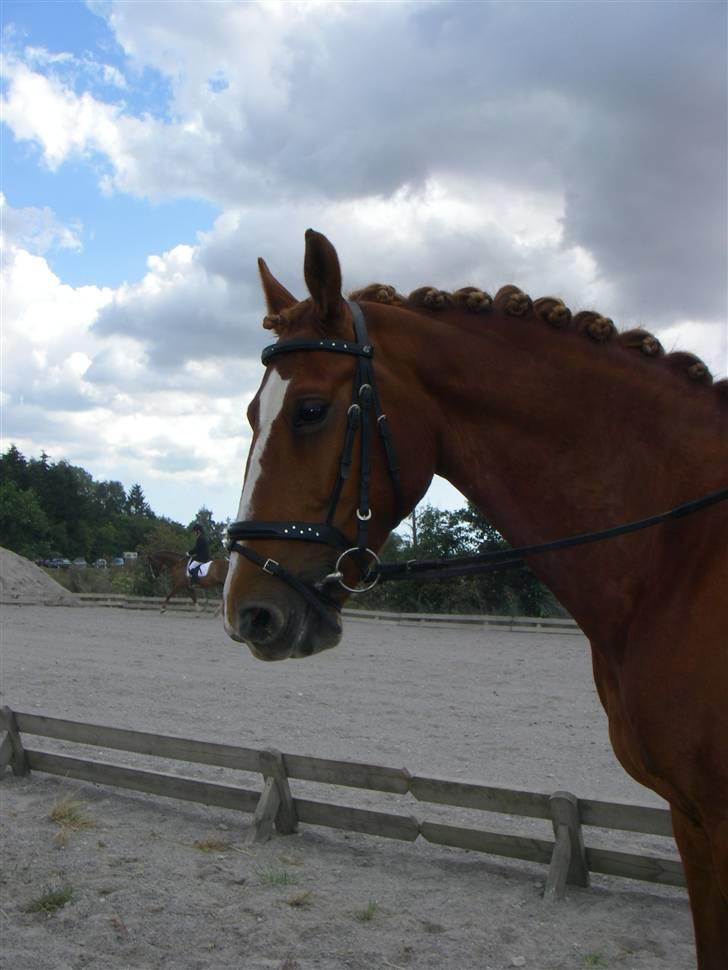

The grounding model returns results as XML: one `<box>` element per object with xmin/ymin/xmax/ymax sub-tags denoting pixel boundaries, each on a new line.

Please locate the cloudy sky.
<box><xmin>2</xmin><ymin>0</ymin><xmax>726</xmax><ymax>526</ymax></box>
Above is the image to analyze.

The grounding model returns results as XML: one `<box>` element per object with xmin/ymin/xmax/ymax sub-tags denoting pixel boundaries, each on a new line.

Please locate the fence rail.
<box><xmin>0</xmin><ymin>706</ymin><xmax>682</xmax><ymax>898</ymax></box>
<box><xmin>77</xmin><ymin>592</ymin><xmax>211</xmax><ymax>612</ymax></box>
<box><xmin>48</xmin><ymin>593</ymin><xmax>579</xmax><ymax>631</ymax></box>
<box><xmin>344</xmin><ymin>608</ymin><xmax>579</xmax><ymax>633</ymax></box>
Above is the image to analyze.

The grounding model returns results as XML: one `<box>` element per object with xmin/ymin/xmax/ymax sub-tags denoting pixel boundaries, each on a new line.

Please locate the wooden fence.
<box><xmin>75</xmin><ymin>592</ymin><xmax>216</xmax><ymax>612</ymax></box>
<box><xmin>343</xmin><ymin>608</ymin><xmax>579</xmax><ymax>634</ymax></box>
<box><xmin>0</xmin><ymin>706</ymin><xmax>683</xmax><ymax>900</ymax></box>
<box><xmin>68</xmin><ymin>593</ymin><xmax>579</xmax><ymax>632</ymax></box>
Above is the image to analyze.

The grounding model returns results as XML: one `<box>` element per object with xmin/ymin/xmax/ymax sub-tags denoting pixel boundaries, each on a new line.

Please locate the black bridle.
<box><xmin>227</xmin><ymin>301</ymin><xmax>728</xmax><ymax>623</ymax></box>
<box><xmin>226</xmin><ymin>301</ymin><xmax>405</xmax><ymax>625</ymax></box>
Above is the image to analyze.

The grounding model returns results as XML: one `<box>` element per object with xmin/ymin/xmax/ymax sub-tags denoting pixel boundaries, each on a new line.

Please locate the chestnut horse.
<box><xmin>223</xmin><ymin>229</ymin><xmax>727</xmax><ymax>968</ymax></box>
<box><xmin>147</xmin><ymin>550</ymin><xmax>228</xmax><ymax>612</ymax></box>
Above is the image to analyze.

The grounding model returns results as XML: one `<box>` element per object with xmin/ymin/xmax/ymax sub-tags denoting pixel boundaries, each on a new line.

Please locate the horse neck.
<box><xmin>374</xmin><ymin>305</ymin><xmax>726</xmax><ymax>645</ymax></box>
<box><xmin>154</xmin><ymin>552</ymin><xmax>185</xmax><ymax>570</ymax></box>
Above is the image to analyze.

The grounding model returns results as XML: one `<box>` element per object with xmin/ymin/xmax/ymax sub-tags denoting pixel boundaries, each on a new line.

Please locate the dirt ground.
<box><xmin>0</xmin><ymin>602</ymin><xmax>694</xmax><ymax>970</ymax></box>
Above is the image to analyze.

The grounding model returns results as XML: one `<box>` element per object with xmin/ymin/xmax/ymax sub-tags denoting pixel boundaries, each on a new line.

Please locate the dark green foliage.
<box><xmin>1</xmin><ymin>444</ymin><xmax>562</xmax><ymax>616</ymax></box>
<box><xmin>0</xmin><ymin>481</ymin><xmax>51</xmax><ymax>558</ymax></box>
<box><xmin>355</xmin><ymin>503</ymin><xmax>565</xmax><ymax>618</ymax></box>
<box><xmin>0</xmin><ymin>445</ymin><xmax>228</xmax><ymax>569</ymax></box>
<box><xmin>126</xmin><ymin>483</ymin><xmax>152</xmax><ymax>516</ymax></box>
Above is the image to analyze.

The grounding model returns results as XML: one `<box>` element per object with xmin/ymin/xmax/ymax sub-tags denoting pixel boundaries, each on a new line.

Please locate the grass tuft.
<box><xmin>257</xmin><ymin>866</ymin><xmax>298</xmax><ymax>888</ymax></box>
<box><xmin>353</xmin><ymin>897</ymin><xmax>378</xmax><ymax>921</ymax></box>
<box><xmin>49</xmin><ymin>796</ymin><xmax>95</xmax><ymax>847</ymax></box>
<box><xmin>193</xmin><ymin>838</ymin><xmax>230</xmax><ymax>853</ymax></box>
<box><xmin>49</xmin><ymin>796</ymin><xmax>94</xmax><ymax>832</ymax></box>
<box><xmin>25</xmin><ymin>885</ymin><xmax>73</xmax><ymax>914</ymax></box>
<box><xmin>287</xmin><ymin>889</ymin><xmax>313</xmax><ymax>908</ymax></box>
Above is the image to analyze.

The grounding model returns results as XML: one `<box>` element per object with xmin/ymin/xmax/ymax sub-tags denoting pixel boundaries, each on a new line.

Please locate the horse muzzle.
<box><xmin>224</xmin><ymin>588</ymin><xmax>342</xmax><ymax>661</ymax></box>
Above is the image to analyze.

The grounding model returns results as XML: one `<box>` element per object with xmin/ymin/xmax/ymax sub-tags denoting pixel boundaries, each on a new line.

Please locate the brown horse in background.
<box><xmin>222</xmin><ymin>230</ymin><xmax>727</xmax><ymax>968</ymax></box>
<box><xmin>147</xmin><ymin>550</ymin><xmax>228</xmax><ymax>613</ymax></box>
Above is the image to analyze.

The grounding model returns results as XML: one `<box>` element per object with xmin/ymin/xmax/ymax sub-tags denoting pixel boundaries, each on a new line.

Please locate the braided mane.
<box><xmin>348</xmin><ymin>282</ymin><xmax>725</xmax><ymax>399</ymax></box>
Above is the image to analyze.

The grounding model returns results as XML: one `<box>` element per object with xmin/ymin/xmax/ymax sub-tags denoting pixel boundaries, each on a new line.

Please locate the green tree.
<box><xmin>126</xmin><ymin>483</ymin><xmax>152</xmax><ymax>517</ymax></box>
<box><xmin>94</xmin><ymin>480</ymin><xmax>127</xmax><ymax>516</ymax></box>
<box><xmin>138</xmin><ymin>519</ymin><xmax>188</xmax><ymax>557</ymax></box>
<box><xmin>0</xmin><ymin>444</ymin><xmax>29</xmax><ymax>489</ymax></box>
<box><xmin>0</xmin><ymin>446</ymin><xmax>187</xmax><ymax>567</ymax></box>
<box><xmin>0</xmin><ymin>482</ymin><xmax>51</xmax><ymax>559</ymax></box>
<box><xmin>356</xmin><ymin>502</ymin><xmax>564</xmax><ymax>617</ymax></box>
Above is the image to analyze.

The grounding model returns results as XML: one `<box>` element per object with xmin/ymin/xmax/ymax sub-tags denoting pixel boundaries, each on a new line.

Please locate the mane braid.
<box><xmin>347</xmin><ymin>282</ymin><xmax>719</xmax><ymax>395</ymax></box>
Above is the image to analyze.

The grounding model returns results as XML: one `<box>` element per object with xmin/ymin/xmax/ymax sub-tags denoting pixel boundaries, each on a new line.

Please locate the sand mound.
<box><xmin>0</xmin><ymin>547</ymin><xmax>79</xmax><ymax>605</ymax></box>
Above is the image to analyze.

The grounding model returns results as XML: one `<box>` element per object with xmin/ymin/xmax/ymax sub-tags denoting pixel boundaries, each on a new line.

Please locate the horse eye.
<box><xmin>294</xmin><ymin>400</ymin><xmax>329</xmax><ymax>426</ymax></box>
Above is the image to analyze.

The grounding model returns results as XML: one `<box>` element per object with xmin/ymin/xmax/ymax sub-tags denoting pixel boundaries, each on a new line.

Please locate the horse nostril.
<box><xmin>238</xmin><ymin>604</ymin><xmax>284</xmax><ymax>646</ymax></box>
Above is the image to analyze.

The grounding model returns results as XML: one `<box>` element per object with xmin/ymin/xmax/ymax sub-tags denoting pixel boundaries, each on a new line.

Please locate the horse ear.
<box><xmin>303</xmin><ymin>229</ymin><xmax>345</xmax><ymax>329</ymax></box>
<box><xmin>258</xmin><ymin>258</ymin><xmax>297</xmax><ymax>315</ymax></box>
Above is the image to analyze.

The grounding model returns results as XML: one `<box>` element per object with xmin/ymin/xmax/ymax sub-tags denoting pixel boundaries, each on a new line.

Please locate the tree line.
<box><xmin>0</xmin><ymin>445</ymin><xmax>227</xmax><ymax>564</ymax></box>
<box><xmin>0</xmin><ymin>444</ymin><xmax>564</xmax><ymax>616</ymax></box>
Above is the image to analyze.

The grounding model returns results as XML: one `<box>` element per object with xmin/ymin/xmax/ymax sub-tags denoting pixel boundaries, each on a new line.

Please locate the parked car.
<box><xmin>110</xmin><ymin>557</ymin><xmax>125</xmax><ymax>567</ymax></box>
<box><xmin>43</xmin><ymin>557</ymin><xmax>70</xmax><ymax>568</ymax></box>
<box><xmin>93</xmin><ymin>558</ymin><xmax>107</xmax><ymax>569</ymax></box>
<box><xmin>72</xmin><ymin>558</ymin><xmax>88</xmax><ymax>568</ymax></box>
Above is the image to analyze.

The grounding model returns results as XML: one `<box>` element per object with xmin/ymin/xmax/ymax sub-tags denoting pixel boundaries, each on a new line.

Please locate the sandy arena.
<box><xmin>0</xmin><ymin>588</ymin><xmax>694</xmax><ymax>969</ymax></box>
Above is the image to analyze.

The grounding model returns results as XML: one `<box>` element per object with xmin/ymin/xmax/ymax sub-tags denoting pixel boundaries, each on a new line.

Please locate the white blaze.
<box><xmin>236</xmin><ymin>369</ymin><xmax>290</xmax><ymax>520</ymax></box>
<box><xmin>224</xmin><ymin>369</ymin><xmax>291</xmax><ymax>633</ymax></box>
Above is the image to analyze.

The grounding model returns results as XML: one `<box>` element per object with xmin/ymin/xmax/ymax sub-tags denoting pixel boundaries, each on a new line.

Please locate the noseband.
<box><xmin>226</xmin><ymin>302</ymin><xmax>404</xmax><ymax>625</ymax></box>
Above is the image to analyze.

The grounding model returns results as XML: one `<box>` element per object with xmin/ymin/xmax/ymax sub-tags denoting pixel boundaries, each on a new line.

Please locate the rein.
<box><xmin>376</xmin><ymin>486</ymin><xmax>728</xmax><ymax>583</ymax></box>
<box><xmin>227</xmin><ymin>302</ymin><xmax>728</xmax><ymax>618</ymax></box>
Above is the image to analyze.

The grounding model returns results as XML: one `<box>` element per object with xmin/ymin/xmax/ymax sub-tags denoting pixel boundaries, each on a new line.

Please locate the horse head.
<box><xmin>223</xmin><ymin>230</ymin><xmax>433</xmax><ymax>660</ymax></box>
<box><xmin>146</xmin><ymin>550</ymin><xmax>185</xmax><ymax>580</ymax></box>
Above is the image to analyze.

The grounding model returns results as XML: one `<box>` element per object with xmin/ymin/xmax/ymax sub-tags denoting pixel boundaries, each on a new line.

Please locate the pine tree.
<box><xmin>126</xmin><ymin>483</ymin><xmax>152</xmax><ymax>517</ymax></box>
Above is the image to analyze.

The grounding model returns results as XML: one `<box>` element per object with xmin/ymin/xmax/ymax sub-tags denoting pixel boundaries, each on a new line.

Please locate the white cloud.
<box><xmin>2</xmin><ymin>244</ymin><xmax>110</xmax><ymax>351</ymax></box>
<box><xmin>657</xmin><ymin>320</ymin><xmax>728</xmax><ymax>380</ymax></box>
<box><xmin>0</xmin><ymin>203</ymin><xmax>253</xmax><ymax>520</ymax></box>
<box><xmin>1</xmin><ymin>2</ymin><xmax>725</xmax><ymax>524</ymax></box>
<box><xmin>0</xmin><ymin>192</ymin><xmax>82</xmax><ymax>254</ymax></box>
<box><xmin>3</xmin><ymin>1</ymin><xmax>724</xmax><ymax>327</ymax></box>
<box><xmin>1</xmin><ymin>55</ymin><xmax>129</xmax><ymax>171</ymax></box>
<box><xmin>86</xmin><ymin>175</ymin><xmax>724</xmax><ymax>393</ymax></box>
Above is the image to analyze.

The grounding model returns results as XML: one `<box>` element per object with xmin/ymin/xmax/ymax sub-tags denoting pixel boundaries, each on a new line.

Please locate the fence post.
<box><xmin>250</xmin><ymin>748</ymin><xmax>297</xmax><ymax>843</ymax></box>
<box><xmin>0</xmin><ymin>706</ymin><xmax>30</xmax><ymax>777</ymax></box>
<box><xmin>544</xmin><ymin>790</ymin><xmax>589</xmax><ymax>900</ymax></box>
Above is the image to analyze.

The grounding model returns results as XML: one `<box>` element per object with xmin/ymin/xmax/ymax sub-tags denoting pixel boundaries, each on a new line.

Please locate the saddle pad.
<box><xmin>187</xmin><ymin>560</ymin><xmax>212</xmax><ymax>578</ymax></box>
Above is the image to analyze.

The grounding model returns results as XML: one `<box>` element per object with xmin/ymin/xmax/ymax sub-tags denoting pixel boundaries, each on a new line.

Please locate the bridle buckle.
<box><xmin>262</xmin><ymin>558</ymin><xmax>279</xmax><ymax>575</ymax></box>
